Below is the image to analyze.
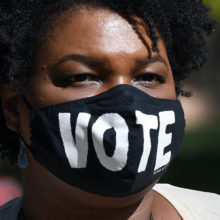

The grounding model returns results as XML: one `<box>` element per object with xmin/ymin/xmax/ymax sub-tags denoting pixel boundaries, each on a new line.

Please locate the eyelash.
<box><xmin>133</xmin><ymin>74</ymin><xmax>165</xmax><ymax>83</ymax></box>
<box><xmin>67</xmin><ymin>74</ymin><xmax>98</xmax><ymax>83</ymax></box>
<box><xmin>58</xmin><ymin>74</ymin><xmax>101</xmax><ymax>87</ymax></box>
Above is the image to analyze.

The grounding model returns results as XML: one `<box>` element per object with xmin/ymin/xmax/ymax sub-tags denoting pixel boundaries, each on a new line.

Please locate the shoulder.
<box><xmin>0</xmin><ymin>197</ymin><xmax>23</xmax><ymax>220</ymax></box>
<box><xmin>153</xmin><ymin>184</ymin><xmax>220</xmax><ymax>220</ymax></box>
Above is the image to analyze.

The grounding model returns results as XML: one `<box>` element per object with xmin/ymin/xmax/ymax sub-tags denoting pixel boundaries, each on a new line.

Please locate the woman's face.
<box><xmin>25</xmin><ymin>7</ymin><xmax>176</xmax><ymax>110</ymax></box>
<box><xmin>17</xmin><ymin>7</ymin><xmax>176</xmax><ymax>145</ymax></box>
<box><xmin>14</xmin><ymin>7</ymin><xmax>178</xmax><ymax>208</ymax></box>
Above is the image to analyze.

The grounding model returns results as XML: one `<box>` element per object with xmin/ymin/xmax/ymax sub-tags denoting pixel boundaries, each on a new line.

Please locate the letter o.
<box><xmin>92</xmin><ymin>113</ymin><xmax>129</xmax><ymax>171</ymax></box>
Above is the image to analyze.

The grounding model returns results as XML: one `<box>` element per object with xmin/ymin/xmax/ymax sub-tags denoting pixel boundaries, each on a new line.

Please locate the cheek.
<box><xmin>163</xmin><ymin>81</ymin><xmax>176</xmax><ymax>100</ymax></box>
<box><xmin>26</xmin><ymin>71</ymin><xmax>67</xmax><ymax>108</ymax></box>
<box><xmin>163</xmin><ymin>82</ymin><xmax>177</xmax><ymax>100</ymax></box>
<box><xmin>143</xmin><ymin>83</ymin><xmax>176</xmax><ymax>100</ymax></box>
<box><xmin>161</xmin><ymin>73</ymin><xmax>176</xmax><ymax>100</ymax></box>
<box><xmin>168</xmin><ymin>72</ymin><xmax>177</xmax><ymax>100</ymax></box>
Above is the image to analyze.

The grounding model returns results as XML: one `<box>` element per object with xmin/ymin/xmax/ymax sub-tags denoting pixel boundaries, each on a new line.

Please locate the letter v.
<box><xmin>59</xmin><ymin>113</ymin><xmax>91</xmax><ymax>168</ymax></box>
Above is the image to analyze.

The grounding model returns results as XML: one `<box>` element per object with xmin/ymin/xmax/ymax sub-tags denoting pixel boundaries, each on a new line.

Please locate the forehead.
<box><xmin>34</xmin><ymin>7</ymin><xmax>169</xmax><ymax>65</ymax></box>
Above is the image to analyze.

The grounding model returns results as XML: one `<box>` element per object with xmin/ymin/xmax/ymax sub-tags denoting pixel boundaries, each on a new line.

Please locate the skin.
<box><xmin>1</xmin><ymin>7</ymin><xmax>182</xmax><ymax>220</ymax></box>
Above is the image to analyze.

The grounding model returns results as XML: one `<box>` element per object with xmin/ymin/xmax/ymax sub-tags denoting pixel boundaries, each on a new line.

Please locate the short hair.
<box><xmin>0</xmin><ymin>0</ymin><xmax>216</xmax><ymax>163</ymax></box>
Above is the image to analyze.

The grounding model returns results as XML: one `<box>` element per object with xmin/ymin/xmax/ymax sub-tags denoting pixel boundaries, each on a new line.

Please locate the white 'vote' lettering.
<box><xmin>59</xmin><ymin>113</ymin><xmax>91</xmax><ymax>168</ymax></box>
<box><xmin>136</xmin><ymin>111</ymin><xmax>158</xmax><ymax>173</ymax></box>
<box><xmin>154</xmin><ymin>111</ymin><xmax>175</xmax><ymax>171</ymax></box>
<box><xmin>92</xmin><ymin>113</ymin><xmax>129</xmax><ymax>171</ymax></box>
<box><xmin>59</xmin><ymin>110</ymin><xmax>175</xmax><ymax>172</ymax></box>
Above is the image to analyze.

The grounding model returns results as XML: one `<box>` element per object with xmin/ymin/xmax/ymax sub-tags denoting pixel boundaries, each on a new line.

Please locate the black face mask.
<box><xmin>23</xmin><ymin>85</ymin><xmax>185</xmax><ymax>197</ymax></box>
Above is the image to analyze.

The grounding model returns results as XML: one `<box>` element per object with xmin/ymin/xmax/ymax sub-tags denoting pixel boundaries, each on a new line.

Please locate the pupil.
<box><xmin>147</xmin><ymin>75</ymin><xmax>154</xmax><ymax>81</ymax></box>
<box><xmin>76</xmin><ymin>75</ymin><xmax>87</xmax><ymax>82</ymax></box>
<box><xmin>141</xmin><ymin>74</ymin><xmax>155</xmax><ymax>81</ymax></box>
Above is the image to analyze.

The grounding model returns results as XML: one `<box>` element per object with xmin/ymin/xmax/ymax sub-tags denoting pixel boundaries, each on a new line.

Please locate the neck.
<box><xmin>23</xmin><ymin>191</ymin><xmax>153</xmax><ymax>220</ymax></box>
<box><xmin>23</xmin><ymin>192</ymin><xmax>153</xmax><ymax>220</ymax></box>
<box><xmin>22</xmin><ymin>155</ymin><xmax>154</xmax><ymax>220</ymax></box>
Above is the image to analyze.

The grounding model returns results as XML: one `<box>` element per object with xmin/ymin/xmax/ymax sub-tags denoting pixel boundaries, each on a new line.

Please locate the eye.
<box><xmin>57</xmin><ymin>73</ymin><xmax>102</xmax><ymax>88</ymax></box>
<box><xmin>133</xmin><ymin>73</ymin><xmax>165</xmax><ymax>83</ymax></box>
<box><xmin>132</xmin><ymin>73</ymin><xmax>165</xmax><ymax>88</ymax></box>
<box><xmin>68</xmin><ymin>74</ymin><xmax>96</xmax><ymax>83</ymax></box>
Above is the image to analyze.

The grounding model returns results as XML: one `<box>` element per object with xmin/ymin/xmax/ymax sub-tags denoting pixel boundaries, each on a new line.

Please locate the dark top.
<box><xmin>0</xmin><ymin>197</ymin><xmax>25</xmax><ymax>220</ymax></box>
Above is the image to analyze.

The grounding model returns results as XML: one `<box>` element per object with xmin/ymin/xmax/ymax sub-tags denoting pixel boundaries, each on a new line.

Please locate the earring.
<box><xmin>18</xmin><ymin>145</ymin><xmax>28</xmax><ymax>168</ymax></box>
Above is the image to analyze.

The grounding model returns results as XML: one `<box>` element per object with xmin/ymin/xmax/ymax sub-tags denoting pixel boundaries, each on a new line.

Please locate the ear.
<box><xmin>0</xmin><ymin>84</ymin><xmax>20</xmax><ymax>132</ymax></box>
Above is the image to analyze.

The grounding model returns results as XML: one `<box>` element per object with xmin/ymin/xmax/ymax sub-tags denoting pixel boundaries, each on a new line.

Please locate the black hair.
<box><xmin>0</xmin><ymin>0</ymin><xmax>216</xmax><ymax>163</ymax></box>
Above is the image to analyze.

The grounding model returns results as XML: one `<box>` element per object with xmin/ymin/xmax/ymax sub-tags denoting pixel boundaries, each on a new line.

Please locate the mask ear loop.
<box><xmin>19</xmin><ymin>134</ymin><xmax>32</xmax><ymax>152</ymax></box>
<box><xmin>21</xmin><ymin>95</ymin><xmax>33</xmax><ymax>110</ymax></box>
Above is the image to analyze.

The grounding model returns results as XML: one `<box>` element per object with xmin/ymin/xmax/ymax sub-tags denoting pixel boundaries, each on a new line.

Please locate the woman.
<box><xmin>0</xmin><ymin>0</ymin><xmax>219</xmax><ymax>219</ymax></box>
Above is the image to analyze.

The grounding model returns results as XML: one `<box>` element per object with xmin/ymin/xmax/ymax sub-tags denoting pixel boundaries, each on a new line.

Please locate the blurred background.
<box><xmin>0</xmin><ymin>0</ymin><xmax>220</xmax><ymax>206</ymax></box>
<box><xmin>161</xmin><ymin>0</ymin><xmax>220</xmax><ymax>194</ymax></box>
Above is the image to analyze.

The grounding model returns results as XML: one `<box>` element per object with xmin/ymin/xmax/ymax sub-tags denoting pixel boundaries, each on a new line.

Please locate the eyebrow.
<box><xmin>53</xmin><ymin>54</ymin><xmax>106</xmax><ymax>70</ymax></box>
<box><xmin>134</xmin><ymin>55</ymin><xmax>169</xmax><ymax>71</ymax></box>
<box><xmin>53</xmin><ymin>53</ymin><xmax>168</xmax><ymax>71</ymax></box>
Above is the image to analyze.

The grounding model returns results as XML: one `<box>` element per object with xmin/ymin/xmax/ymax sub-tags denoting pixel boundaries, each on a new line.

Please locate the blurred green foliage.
<box><xmin>204</xmin><ymin>0</ymin><xmax>220</xmax><ymax>21</ymax></box>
